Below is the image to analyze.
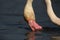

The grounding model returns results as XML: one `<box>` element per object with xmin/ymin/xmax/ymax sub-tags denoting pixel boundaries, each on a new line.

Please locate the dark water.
<box><xmin>0</xmin><ymin>28</ymin><xmax>52</xmax><ymax>40</ymax></box>
<box><xmin>0</xmin><ymin>27</ymin><xmax>60</xmax><ymax>40</ymax></box>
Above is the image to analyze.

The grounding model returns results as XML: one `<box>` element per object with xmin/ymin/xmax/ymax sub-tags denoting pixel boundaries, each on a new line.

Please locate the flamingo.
<box><xmin>45</xmin><ymin>0</ymin><xmax>60</xmax><ymax>25</ymax></box>
<box><xmin>24</xmin><ymin>0</ymin><xmax>42</xmax><ymax>31</ymax></box>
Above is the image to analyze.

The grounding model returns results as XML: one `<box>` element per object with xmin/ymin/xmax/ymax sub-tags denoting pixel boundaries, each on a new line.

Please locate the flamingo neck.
<box><xmin>27</xmin><ymin>0</ymin><xmax>33</xmax><ymax>5</ymax></box>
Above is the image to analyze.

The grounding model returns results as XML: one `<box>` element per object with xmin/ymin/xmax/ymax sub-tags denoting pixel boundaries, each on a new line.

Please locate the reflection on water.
<box><xmin>52</xmin><ymin>36</ymin><xmax>60</xmax><ymax>40</ymax></box>
<box><xmin>25</xmin><ymin>31</ymin><xmax>51</xmax><ymax>40</ymax></box>
<box><xmin>25</xmin><ymin>31</ymin><xmax>35</xmax><ymax>40</ymax></box>
<box><xmin>23</xmin><ymin>27</ymin><xmax>60</xmax><ymax>40</ymax></box>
